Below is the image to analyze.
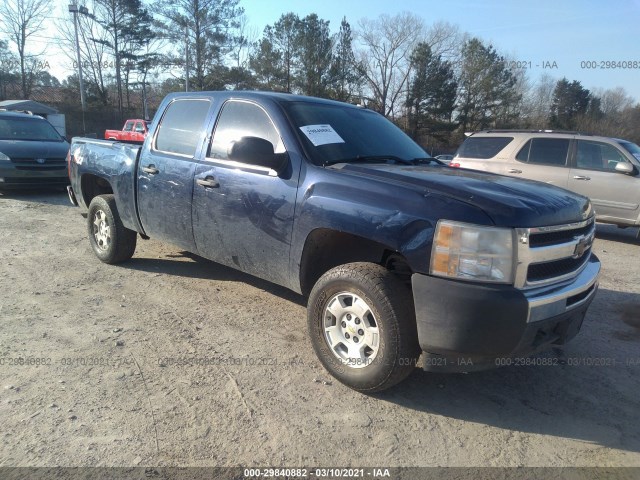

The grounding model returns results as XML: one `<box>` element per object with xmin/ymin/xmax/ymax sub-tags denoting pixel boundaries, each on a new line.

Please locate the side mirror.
<box><xmin>614</xmin><ymin>162</ymin><xmax>635</xmax><ymax>175</ymax></box>
<box><xmin>227</xmin><ymin>136</ymin><xmax>287</xmax><ymax>173</ymax></box>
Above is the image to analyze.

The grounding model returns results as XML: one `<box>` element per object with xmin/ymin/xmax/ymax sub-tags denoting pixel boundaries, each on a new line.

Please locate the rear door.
<box><xmin>137</xmin><ymin>98</ymin><xmax>213</xmax><ymax>251</ymax></box>
<box><xmin>509</xmin><ymin>137</ymin><xmax>571</xmax><ymax>188</ymax></box>
<box><xmin>568</xmin><ymin>139</ymin><xmax>640</xmax><ymax>223</ymax></box>
<box><xmin>191</xmin><ymin>99</ymin><xmax>298</xmax><ymax>287</ymax></box>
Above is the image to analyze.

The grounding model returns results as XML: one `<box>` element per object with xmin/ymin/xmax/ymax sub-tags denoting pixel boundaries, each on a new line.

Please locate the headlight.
<box><xmin>0</xmin><ymin>152</ymin><xmax>10</xmax><ymax>161</ymax></box>
<box><xmin>430</xmin><ymin>220</ymin><xmax>514</xmax><ymax>283</ymax></box>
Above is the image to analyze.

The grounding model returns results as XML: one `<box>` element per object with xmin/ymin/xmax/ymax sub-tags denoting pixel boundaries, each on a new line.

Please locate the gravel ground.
<box><xmin>0</xmin><ymin>190</ymin><xmax>639</xmax><ymax>468</ymax></box>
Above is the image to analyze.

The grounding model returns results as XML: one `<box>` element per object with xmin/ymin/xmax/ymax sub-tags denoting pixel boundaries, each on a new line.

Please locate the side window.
<box><xmin>456</xmin><ymin>137</ymin><xmax>513</xmax><ymax>159</ymax></box>
<box><xmin>134</xmin><ymin>122</ymin><xmax>145</xmax><ymax>133</ymax></box>
<box><xmin>576</xmin><ymin>140</ymin><xmax>628</xmax><ymax>171</ymax></box>
<box><xmin>209</xmin><ymin>101</ymin><xmax>284</xmax><ymax>162</ymax></box>
<box><xmin>154</xmin><ymin>99</ymin><xmax>211</xmax><ymax>156</ymax></box>
<box><xmin>516</xmin><ymin>138</ymin><xmax>570</xmax><ymax>166</ymax></box>
<box><xmin>123</xmin><ymin>121</ymin><xmax>134</xmax><ymax>132</ymax></box>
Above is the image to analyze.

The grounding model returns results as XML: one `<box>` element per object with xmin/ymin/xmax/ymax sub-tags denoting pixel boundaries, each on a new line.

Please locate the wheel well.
<box><xmin>299</xmin><ymin>229</ymin><xmax>412</xmax><ymax>296</ymax></box>
<box><xmin>81</xmin><ymin>174</ymin><xmax>113</xmax><ymax>207</ymax></box>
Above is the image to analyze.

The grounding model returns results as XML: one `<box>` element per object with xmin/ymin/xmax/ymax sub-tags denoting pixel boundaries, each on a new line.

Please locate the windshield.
<box><xmin>619</xmin><ymin>140</ymin><xmax>640</xmax><ymax>161</ymax></box>
<box><xmin>0</xmin><ymin>117</ymin><xmax>64</xmax><ymax>142</ymax></box>
<box><xmin>283</xmin><ymin>102</ymin><xmax>427</xmax><ymax>166</ymax></box>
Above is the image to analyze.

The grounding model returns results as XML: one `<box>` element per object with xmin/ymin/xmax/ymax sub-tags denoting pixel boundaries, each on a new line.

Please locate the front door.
<box><xmin>568</xmin><ymin>139</ymin><xmax>640</xmax><ymax>223</ymax></box>
<box><xmin>192</xmin><ymin>100</ymin><xmax>299</xmax><ymax>287</ymax></box>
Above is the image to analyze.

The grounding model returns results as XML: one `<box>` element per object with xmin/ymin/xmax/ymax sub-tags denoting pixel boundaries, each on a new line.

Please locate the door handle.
<box><xmin>573</xmin><ymin>175</ymin><xmax>591</xmax><ymax>181</ymax></box>
<box><xmin>508</xmin><ymin>169</ymin><xmax>522</xmax><ymax>174</ymax></box>
<box><xmin>196</xmin><ymin>176</ymin><xmax>219</xmax><ymax>188</ymax></box>
<box><xmin>142</xmin><ymin>165</ymin><xmax>159</xmax><ymax>175</ymax></box>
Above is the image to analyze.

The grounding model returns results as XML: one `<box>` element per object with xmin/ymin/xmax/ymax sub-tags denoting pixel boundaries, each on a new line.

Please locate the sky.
<box><xmin>20</xmin><ymin>0</ymin><xmax>640</xmax><ymax>102</ymax></box>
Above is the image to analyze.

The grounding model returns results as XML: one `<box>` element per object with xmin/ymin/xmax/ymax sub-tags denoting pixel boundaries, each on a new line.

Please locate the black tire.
<box><xmin>307</xmin><ymin>262</ymin><xmax>420</xmax><ymax>392</ymax></box>
<box><xmin>87</xmin><ymin>194</ymin><xmax>137</xmax><ymax>264</ymax></box>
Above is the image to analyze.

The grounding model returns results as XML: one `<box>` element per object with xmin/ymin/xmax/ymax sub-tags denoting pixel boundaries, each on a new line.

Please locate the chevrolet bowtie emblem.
<box><xmin>572</xmin><ymin>235</ymin><xmax>591</xmax><ymax>259</ymax></box>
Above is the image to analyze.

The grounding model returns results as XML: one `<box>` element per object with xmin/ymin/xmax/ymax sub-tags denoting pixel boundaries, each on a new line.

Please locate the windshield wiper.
<box><xmin>324</xmin><ymin>155</ymin><xmax>416</xmax><ymax>166</ymax></box>
<box><xmin>412</xmin><ymin>157</ymin><xmax>446</xmax><ymax>166</ymax></box>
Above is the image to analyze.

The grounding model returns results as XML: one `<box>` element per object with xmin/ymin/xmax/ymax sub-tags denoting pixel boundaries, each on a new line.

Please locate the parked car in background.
<box><xmin>104</xmin><ymin>119</ymin><xmax>149</xmax><ymax>142</ymax></box>
<box><xmin>0</xmin><ymin>111</ymin><xmax>70</xmax><ymax>189</ymax></box>
<box><xmin>435</xmin><ymin>154</ymin><xmax>454</xmax><ymax>163</ymax></box>
<box><xmin>452</xmin><ymin>130</ymin><xmax>640</xmax><ymax>232</ymax></box>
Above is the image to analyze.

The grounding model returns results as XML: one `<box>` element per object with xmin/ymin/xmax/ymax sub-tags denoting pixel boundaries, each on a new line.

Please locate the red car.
<box><xmin>105</xmin><ymin>119</ymin><xmax>148</xmax><ymax>142</ymax></box>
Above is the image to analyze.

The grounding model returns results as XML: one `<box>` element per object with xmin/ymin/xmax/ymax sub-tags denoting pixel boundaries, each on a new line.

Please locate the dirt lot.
<box><xmin>0</xmin><ymin>190</ymin><xmax>639</xmax><ymax>468</ymax></box>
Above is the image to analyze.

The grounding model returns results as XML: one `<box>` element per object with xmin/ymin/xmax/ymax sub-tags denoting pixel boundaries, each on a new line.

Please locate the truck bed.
<box><xmin>69</xmin><ymin>137</ymin><xmax>142</xmax><ymax>233</ymax></box>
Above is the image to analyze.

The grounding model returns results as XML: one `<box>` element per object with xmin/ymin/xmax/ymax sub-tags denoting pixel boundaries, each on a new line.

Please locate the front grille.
<box><xmin>515</xmin><ymin>216</ymin><xmax>596</xmax><ymax>288</ymax></box>
<box><xmin>3</xmin><ymin>177</ymin><xmax>68</xmax><ymax>185</ymax></box>
<box><xmin>529</xmin><ymin>223</ymin><xmax>594</xmax><ymax>247</ymax></box>
<box><xmin>10</xmin><ymin>158</ymin><xmax>66</xmax><ymax>170</ymax></box>
<box><xmin>527</xmin><ymin>252</ymin><xmax>590</xmax><ymax>282</ymax></box>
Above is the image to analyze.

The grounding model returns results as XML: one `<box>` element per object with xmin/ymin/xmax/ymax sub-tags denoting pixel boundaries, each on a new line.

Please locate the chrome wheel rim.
<box><xmin>323</xmin><ymin>291</ymin><xmax>379</xmax><ymax>368</ymax></box>
<box><xmin>92</xmin><ymin>209</ymin><xmax>111</xmax><ymax>251</ymax></box>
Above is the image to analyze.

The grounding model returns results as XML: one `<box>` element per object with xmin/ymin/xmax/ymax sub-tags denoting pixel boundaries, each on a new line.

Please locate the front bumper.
<box><xmin>0</xmin><ymin>163</ymin><xmax>69</xmax><ymax>189</ymax></box>
<box><xmin>412</xmin><ymin>254</ymin><xmax>600</xmax><ymax>372</ymax></box>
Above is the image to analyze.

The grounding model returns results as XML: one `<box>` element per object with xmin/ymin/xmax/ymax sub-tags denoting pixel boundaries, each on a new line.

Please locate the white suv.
<box><xmin>452</xmin><ymin>130</ymin><xmax>640</xmax><ymax>231</ymax></box>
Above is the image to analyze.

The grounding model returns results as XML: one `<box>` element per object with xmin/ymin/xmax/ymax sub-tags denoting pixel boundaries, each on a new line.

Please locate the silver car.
<box><xmin>452</xmin><ymin>130</ymin><xmax>640</xmax><ymax>231</ymax></box>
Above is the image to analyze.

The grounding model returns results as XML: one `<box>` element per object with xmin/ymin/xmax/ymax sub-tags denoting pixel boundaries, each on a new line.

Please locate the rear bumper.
<box><xmin>412</xmin><ymin>255</ymin><xmax>600</xmax><ymax>372</ymax></box>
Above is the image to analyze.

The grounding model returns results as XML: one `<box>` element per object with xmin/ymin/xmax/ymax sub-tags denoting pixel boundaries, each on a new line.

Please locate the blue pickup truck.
<box><xmin>67</xmin><ymin>92</ymin><xmax>601</xmax><ymax>392</ymax></box>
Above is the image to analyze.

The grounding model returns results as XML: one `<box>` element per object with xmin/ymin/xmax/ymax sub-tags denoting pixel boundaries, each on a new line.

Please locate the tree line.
<box><xmin>1</xmin><ymin>0</ymin><xmax>639</xmax><ymax>147</ymax></box>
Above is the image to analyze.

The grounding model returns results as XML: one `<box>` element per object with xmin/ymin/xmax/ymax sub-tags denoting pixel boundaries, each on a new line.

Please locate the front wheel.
<box><xmin>307</xmin><ymin>262</ymin><xmax>420</xmax><ymax>392</ymax></box>
<box><xmin>87</xmin><ymin>194</ymin><xmax>137</xmax><ymax>264</ymax></box>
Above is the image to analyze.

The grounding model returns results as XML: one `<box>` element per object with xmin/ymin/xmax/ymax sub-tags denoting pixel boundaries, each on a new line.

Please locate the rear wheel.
<box><xmin>307</xmin><ymin>262</ymin><xmax>420</xmax><ymax>392</ymax></box>
<box><xmin>87</xmin><ymin>194</ymin><xmax>137</xmax><ymax>264</ymax></box>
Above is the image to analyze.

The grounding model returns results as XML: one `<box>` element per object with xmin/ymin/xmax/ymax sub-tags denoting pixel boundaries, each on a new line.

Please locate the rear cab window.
<box><xmin>153</xmin><ymin>99</ymin><xmax>211</xmax><ymax>157</ymax></box>
<box><xmin>456</xmin><ymin>137</ymin><xmax>513</xmax><ymax>159</ymax></box>
<box><xmin>515</xmin><ymin>138</ymin><xmax>570</xmax><ymax>166</ymax></box>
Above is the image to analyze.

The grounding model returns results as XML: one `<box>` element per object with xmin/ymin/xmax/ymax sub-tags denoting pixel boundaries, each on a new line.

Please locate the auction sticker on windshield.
<box><xmin>299</xmin><ymin>125</ymin><xmax>345</xmax><ymax>146</ymax></box>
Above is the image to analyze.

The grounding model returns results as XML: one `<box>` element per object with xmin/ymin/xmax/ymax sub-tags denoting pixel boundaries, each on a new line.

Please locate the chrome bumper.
<box><xmin>526</xmin><ymin>256</ymin><xmax>600</xmax><ymax>323</ymax></box>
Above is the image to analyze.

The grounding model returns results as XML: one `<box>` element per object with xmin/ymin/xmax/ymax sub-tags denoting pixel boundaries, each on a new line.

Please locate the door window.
<box><xmin>154</xmin><ymin>99</ymin><xmax>211</xmax><ymax>157</ymax></box>
<box><xmin>516</xmin><ymin>138</ymin><xmax>570</xmax><ymax>166</ymax></box>
<box><xmin>576</xmin><ymin>140</ymin><xmax>629</xmax><ymax>171</ymax></box>
<box><xmin>209</xmin><ymin>101</ymin><xmax>284</xmax><ymax>162</ymax></box>
<box><xmin>456</xmin><ymin>137</ymin><xmax>513</xmax><ymax>159</ymax></box>
<box><xmin>123</xmin><ymin>121</ymin><xmax>134</xmax><ymax>132</ymax></box>
<box><xmin>134</xmin><ymin>122</ymin><xmax>145</xmax><ymax>133</ymax></box>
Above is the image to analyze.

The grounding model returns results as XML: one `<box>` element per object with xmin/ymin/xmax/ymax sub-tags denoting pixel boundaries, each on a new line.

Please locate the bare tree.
<box><xmin>232</xmin><ymin>13</ymin><xmax>258</xmax><ymax>70</ymax></box>
<box><xmin>356</xmin><ymin>12</ymin><xmax>424</xmax><ymax>118</ymax></box>
<box><xmin>0</xmin><ymin>0</ymin><xmax>52</xmax><ymax>99</ymax></box>
<box><xmin>520</xmin><ymin>73</ymin><xmax>556</xmax><ymax>128</ymax></box>
<box><xmin>593</xmin><ymin>86</ymin><xmax>636</xmax><ymax>116</ymax></box>
<box><xmin>424</xmin><ymin>21</ymin><xmax>466</xmax><ymax>63</ymax></box>
<box><xmin>55</xmin><ymin>1</ymin><xmax>111</xmax><ymax>105</ymax></box>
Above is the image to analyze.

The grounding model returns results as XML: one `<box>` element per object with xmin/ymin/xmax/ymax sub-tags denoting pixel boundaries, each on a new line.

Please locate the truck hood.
<box><xmin>0</xmin><ymin>139</ymin><xmax>70</xmax><ymax>159</ymax></box>
<box><xmin>332</xmin><ymin>163</ymin><xmax>592</xmax><ymax>227</ymax></box>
